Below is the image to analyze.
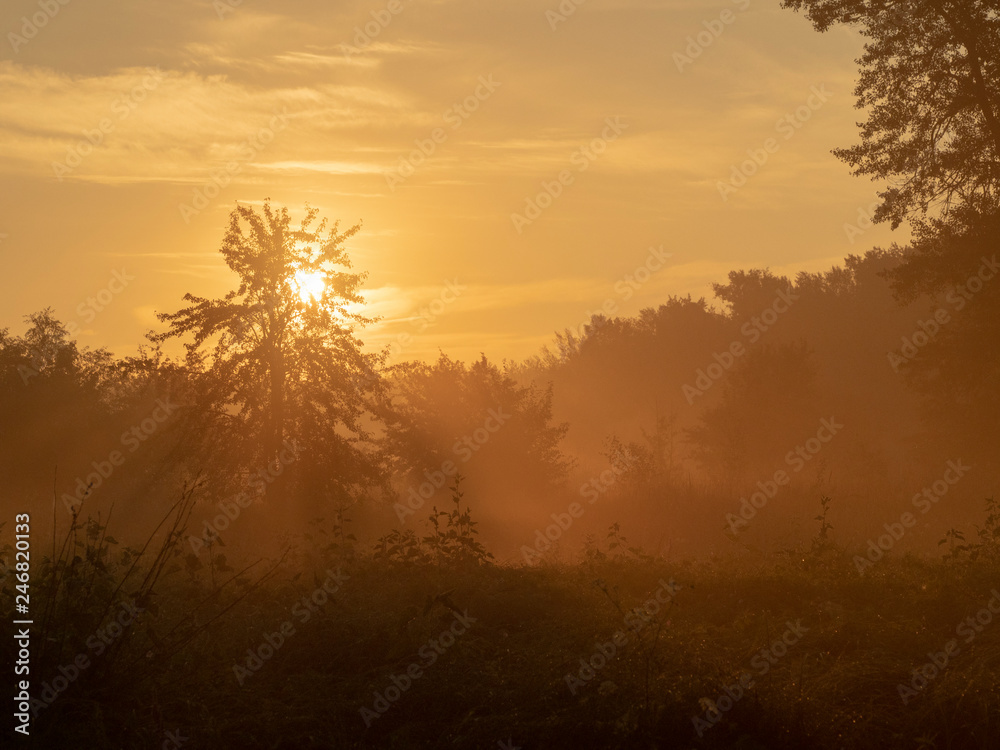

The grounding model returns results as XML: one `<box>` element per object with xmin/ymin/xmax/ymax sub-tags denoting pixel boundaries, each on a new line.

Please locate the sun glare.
<box><xmin>294</xmin><ymin>269</ymin><xmax>326</xmax><ymax>304</ymax></box>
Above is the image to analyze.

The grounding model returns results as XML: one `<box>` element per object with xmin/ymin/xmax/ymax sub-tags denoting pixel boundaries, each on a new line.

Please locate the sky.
<box><xmin>0</xmin><ymin>0</ymin><xmax>908</xmax><ymax>364</ymax></box>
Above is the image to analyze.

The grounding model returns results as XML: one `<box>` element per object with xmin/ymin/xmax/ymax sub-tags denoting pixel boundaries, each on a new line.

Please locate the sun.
<box><xmin>294</xmin><ymin>269</ymin><xmax>326</xmax><ymax>304</ymax></box>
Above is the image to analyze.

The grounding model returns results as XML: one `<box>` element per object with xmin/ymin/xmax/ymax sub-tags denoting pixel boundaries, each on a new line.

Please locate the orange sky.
<box><xmin>0</xmin><ymin>0</ymin><xmax>907</xmax><ymax>364</ymax></box>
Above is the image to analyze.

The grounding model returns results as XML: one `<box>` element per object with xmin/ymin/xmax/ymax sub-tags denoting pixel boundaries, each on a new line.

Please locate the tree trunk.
<box><xmin>266</xmin><ymin>340</ymin><xmax>286</xmax><ymax>502</ymax></box>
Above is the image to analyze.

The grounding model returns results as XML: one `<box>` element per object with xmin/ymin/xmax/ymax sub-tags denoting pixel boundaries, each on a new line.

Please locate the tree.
<box><xmin>687</xmin><ymin>342</ymin><xmax>820</xmax><ymax>489</ymax></box>
<box><xmin>785</xmin><ymin>0</ymin><xmax>1000</xmax><ymax>465</ymax></box>
<box><xmin>712</xmin><ymin>268</ymin><xmax>794</xmax><ymax>321</ymax></box>
<box><xmin>0</xmin><ymin>311</ymin><xmax>195</xmax><ymax>516</ymax></box>
<box><xmin>783</xmin><ymin>0</ymin><xmax>1000</xmax><ymax>229</ymax></box>
<box><xmin>381</xmin><ymin>354</ymin><xmax>572</xmax><ymax>521</ymax></box>
<box><xmin>883</xmin><ymin>212</ymin><xmax>1000</xmax><ymax>464</ymax></box>
<box><xmin>152</xmin><ymin>202</ymin><xmax>385</xmax><ymax>505</ymax></box>
<box><xmin>0</xmin><ymin>310</ymin><xmax>112</xmax><ymax>471</ymax></box>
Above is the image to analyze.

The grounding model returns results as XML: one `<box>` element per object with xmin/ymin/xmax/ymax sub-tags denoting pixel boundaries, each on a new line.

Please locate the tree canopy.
<box><xmin>783</xmin><ymin>0</ymin><xmax>1000</xmax><ymax>229</ymax></box>
<box><xmin>152</xmin><ymin>202</ymin><xmax>386</xmax><ymax>506</ymax></box>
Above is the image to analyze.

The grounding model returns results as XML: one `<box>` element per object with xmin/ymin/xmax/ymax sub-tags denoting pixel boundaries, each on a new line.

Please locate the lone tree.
<box><xmin>783</xmin><ymin>0</ymin><xmax>1000</xmax><ymax>230</ymax></box>
<box><xmin>152</xmin><ymin>202</ymin><xmax>385</xmax><ymax>505</ymax></box>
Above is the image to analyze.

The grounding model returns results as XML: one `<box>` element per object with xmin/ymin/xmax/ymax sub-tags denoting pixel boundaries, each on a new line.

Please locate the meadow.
<box><xmin>7</xmin><ymin>487</ymin><xmax>1000</xmax><ymax>750</ymax></box>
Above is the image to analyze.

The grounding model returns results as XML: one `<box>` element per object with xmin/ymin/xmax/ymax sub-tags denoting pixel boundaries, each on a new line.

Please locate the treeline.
<box><xmin>2</xmin><ymin>229</ymin><xmax>997</xmax><ymax>561</ymax></box>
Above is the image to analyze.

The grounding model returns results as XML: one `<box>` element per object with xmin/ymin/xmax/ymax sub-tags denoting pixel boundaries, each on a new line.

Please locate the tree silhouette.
<box><xmin>785</xmin><ymin>1</ymin><xmax>1000</xmax><ymax>463</ymax></box>
<box><xmin>784</xmin><ymin>0</ymin><xmax>1000</xmax><ymax>229</ymax></box>
<box><xmin>382</xmin><ymin>353</ymin><xmax>571</xmax><ymax>512</ymax></box>
<box><xmin>152</xmin><ymin>202</ymin><xmax>385</xmax><ymax>504</ymax></box>
<box><xmin>687</xmin><ymin>342</ymin><xmax>820</xmax><ymax>489</ymax></box>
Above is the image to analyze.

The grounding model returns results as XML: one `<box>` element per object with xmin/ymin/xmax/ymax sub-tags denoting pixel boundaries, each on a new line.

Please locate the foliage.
<box><xmin>939</xmin><ymin>496</ymin><xmax>1000</xmax><ymax>564</ymax></box>
<box><xmin>783</xmin><ymin>0</ymin><xmax>1000</xmax><ymax>229</ymax></box>
<box><xmin>374</xmin><ymin>475</ymin><xmax>494</xmax><ymax>566</ymax></box>
<box><xmin>150</xmin><ymin>202</ymin><xmax>387</xmax><ymax>505</ymax></box>
<box><xmin>382</xmin><ymin>353</ymin><xmax>572</xmax><ymax>510</ymax></box>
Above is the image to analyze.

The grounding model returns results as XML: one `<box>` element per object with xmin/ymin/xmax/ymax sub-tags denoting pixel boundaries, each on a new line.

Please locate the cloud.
<box><xmin>252</xmin><ymin>160</ymin><xmax>386</xmax><ymax>175</ymax></box>
<box><xmin>0</xmin><ymin>0</ymin><xmax>911</xmax><ymax>364</ymax></box>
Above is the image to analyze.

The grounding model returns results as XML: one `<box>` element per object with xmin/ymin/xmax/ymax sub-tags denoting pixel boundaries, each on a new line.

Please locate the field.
<box><xmin>8</xmin><ymin>491</ymin><xmax>1000</xmax><ymax>750</ymax></box>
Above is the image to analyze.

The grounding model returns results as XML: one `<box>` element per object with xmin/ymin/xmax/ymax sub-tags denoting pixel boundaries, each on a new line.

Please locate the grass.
<box><xmin>5</xmin><ymin>491</ymin><xmax>1000</xmax><ymax>749</ymax></box>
